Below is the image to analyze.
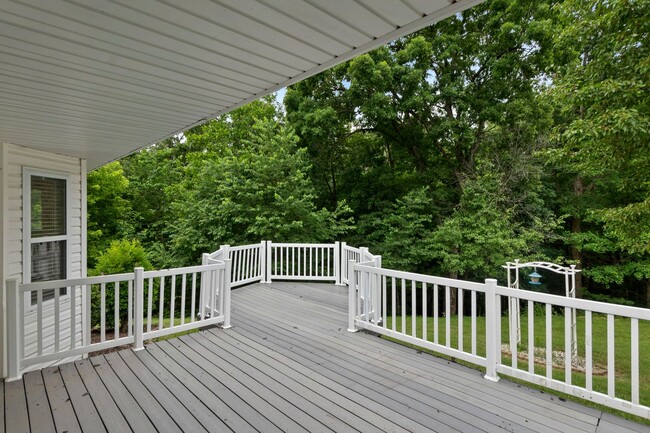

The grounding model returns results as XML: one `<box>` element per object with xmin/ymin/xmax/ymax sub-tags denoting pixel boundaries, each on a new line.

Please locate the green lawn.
<box><xmin>385</xmin><ymin>314</ymin><xmax>650</xmax><ymax>419</ymax></box>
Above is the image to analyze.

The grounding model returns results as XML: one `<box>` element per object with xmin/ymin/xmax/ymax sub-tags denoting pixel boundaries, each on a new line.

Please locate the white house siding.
<box><xmin>1</xmin><ymin>142</ymin><xmax>87</xmax><ymax>377</ymax></box>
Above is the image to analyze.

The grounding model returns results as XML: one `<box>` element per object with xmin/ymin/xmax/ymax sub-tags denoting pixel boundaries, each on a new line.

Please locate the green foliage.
<box><xmin>90</xmin><ymin>240</ymin><xmax>153</xmax><ymax>330</ymax></box>
<box><xmin>83</xmin><ymin>0</ymin><xmax>649</xmax><ymax>306</ymax></box>
<box><xmin>171</xmin><ymin>117</ymin><xmax>353</xmax><ymax>262</ymax></box>
<box><xmin>546</xmin><ymin>0</ymin><xmax>650</xmax><ymax>301</ymax></box>
<box><xmin>87</xmin><ymin>162</ymin><xmax>131</xmax><ymax>268</ymax></box>
<box><xmin>430</xmin><ymin>166</ymin><xmax>559</xmax><ymax>281</ymax></box>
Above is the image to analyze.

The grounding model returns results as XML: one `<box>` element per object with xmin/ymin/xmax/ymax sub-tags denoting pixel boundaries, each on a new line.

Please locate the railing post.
<box><xmin>334</xmin><ymin>241</ymin><xmax>342</xmax><ymax>285</ymax></box>
<box><xmin>374</xmin><ymin>255</ymin><xmax>382</xmax><ymax>324</ymax></box>
<box><xmin>260</xmin><ymin>241</ymin><xmax>267</xmax><ymax>283</ymax></box>
<box><xmin>223</xmin><ymin>259</ymin><xmax>232</xmax><ymax>329</ymax></box>
<box><xmin>360</xmin><ymin>246</ymin><xmax>369</xmax><ymax>262</ymax></box>
<box><xmin>484</xmin><ymin>278</ymin><xmax>500</xmax><ymax>382</ymax></box>
<box><xmin>340</xmin><ymin>242</ymin><xmax>347</xmax><ymax>283</ymax></box>
<box><xmin>133</xmin><ymin>267</ymin><xmax>145</xmax><ymax>351</ymax></box>
<box><xmin>348</xmin><ymin>261</ymin><xmax>358</xmax><ymax>332</ymax></box>
<box><xmin>200</xmin><ymin>253</ymin><xmax>210</xmax><ymax>319</ymax></box>
<box><xmin>6</xmin><ymin>279</ymin><xmax>22</xmax><ymax>381</ymax></box>
<box><xmin>266</xmin><ymin>241</ymin><xmax>273</xmax><ymax>283</ymax></box>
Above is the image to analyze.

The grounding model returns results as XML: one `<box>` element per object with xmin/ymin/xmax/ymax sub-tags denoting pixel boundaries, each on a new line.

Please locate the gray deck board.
<box><xmin>1</xmin><ymin>381</ymin><xmax>4</xmax><ymax>433</ymax></box>
<box><xmin>235</xmin><ymin>286</ymin><xmax>596</xmax><ymax>432</ymax></box>
<box><xmin>240</xmin><ymin>283</ymin><xmax>603</xmax><ymax>427</ymax></box>
<box><xmin>74</xmin><ymin>359</ymin><xmax>132</xmax><ymax>433</ymax></box>
<box><xmin>187</xmin><ymin>332</ymin><xmax>378</xmax><ymax>432</ymax></box>
<box><xmin>204</xmin><ymin>328</ymin><xmax>417</xmax><ymax>432</ymax></box>
<box><xmin>41</xmin><ymin>367</ymin><xmax>81</xmax><ymax>433</ymax></box>
<box><xmin>154</xmin><ymin>339</ymin><xmax>291</xmax><ymax>433</ymax></box>
<box><xmin>232</xmin><ymin>299</ymin><xmax>525</xmax><ymax>433</ymax></box>
<box><xmin>23</xmin><ymin>372</ymin><xmax>55</xmax><ymax>433</ymax></box>
<box><xmin>3</xmin><ymin>281</ymin><xmax>649</xmax><ymax>432</ymax></box>
<box><xmin>4</xmin><ymin>379</ymin><xmax>29</xmax><ymax>433</ymax></box>
<box><xmin>100</xmin><ymin>351</ymin><xmax>182</xmax><ymax>433</ymax></box>
<box><xmin>58</xmin><ymin>363</ymin><xmax>106</xmax><ymax>433</ymax></box>
<box><xmin>163</xmin><ymin>336</ymin><xmax>322</xmax><ymax>433</ymax></box>
<box><xmin>120</xmin><ymin>350</ymin><xmax>213</xmax><ymax>431</ymax></box>
<box><xmin>114</xmin><ymin>350</ymin><xmax>208</xmax><ymax>433</ymax></box>
<box><xmin>182</xmin><ymin>333</ymin><xmax>343</xmax><ymax>433</ymax></box>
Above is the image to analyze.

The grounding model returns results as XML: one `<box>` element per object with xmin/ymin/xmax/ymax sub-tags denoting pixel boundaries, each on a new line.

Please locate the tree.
<box><xmin>90</xmin><ymin>239</ymin><xmax>153</xmax><ymax>331</ymax></box>
<box><xmin>170</xmin><ymin>117</ymin><xmax>353</xmax><ymax>263</ymax></box>
<box><xmin>87</xmin><ymin>161</ymin><xmax>131</xmax><ymax>268</ymax></box>
<box><xmin>548</xmin><ymin>0</ymin><xmax>650</xmax><ymax>305</ymax></box>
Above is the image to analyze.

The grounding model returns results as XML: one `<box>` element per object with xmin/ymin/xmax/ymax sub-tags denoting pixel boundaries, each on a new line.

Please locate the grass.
<box><xmin>144</xmin><ymin>317</ymin><xmax>201</xmax><ymax>342</ymax></box>
<box><xmin>384</xmin><ymin>313</ymin><xmax>650</xmax><ymax>424</ymax></box>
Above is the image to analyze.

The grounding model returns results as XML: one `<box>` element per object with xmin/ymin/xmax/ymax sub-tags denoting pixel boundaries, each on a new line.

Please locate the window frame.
<box><xmin>22</xmin><ymin>168</ymin><xmax>72</xmax><ymax>310</ymax></box>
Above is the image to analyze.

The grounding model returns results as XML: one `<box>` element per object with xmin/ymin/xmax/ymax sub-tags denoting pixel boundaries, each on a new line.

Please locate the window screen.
<box><xmin>31</xmin><ymin>176</ymin><xmax>66</xmax><ymax>237</ymax></box>
<box><xmin>29</xmin><ymin>175</ymin><xmax>67</xmax><ymax>305</ymax></box>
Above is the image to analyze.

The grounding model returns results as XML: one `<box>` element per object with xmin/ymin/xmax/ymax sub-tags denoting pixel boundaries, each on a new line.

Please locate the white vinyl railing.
<box><xmin>341</xmin><ymin>242</ymin><xmax>374</xmax><ymax>284</ymax></box>
<box><xmin>9</xmin><ymin>240</ymin><xmax>648</xmax><ymax>418</ymax></box>
<box><xmin>350</xmin><ymin>261</ymin><xmax>650</xmax><ymax>419</ymax></box>
<box><xmin>208</xmin><ymin>242</ymin><xmax>265</xmax><ymax>287</ymax></box>
<box><xmin>208</xmin><ymin>241</ymin><xmax>345</xmax><ymax>286</ymax></box>
<box><xmin>6</xmin><ymin>261</ymin><xmax>230</xmax><ymax>380</ymax></box>
<box><xmin>267</xmin><ymin>242</ymin><xmax>340</xmax><ymax>283</ymax></box>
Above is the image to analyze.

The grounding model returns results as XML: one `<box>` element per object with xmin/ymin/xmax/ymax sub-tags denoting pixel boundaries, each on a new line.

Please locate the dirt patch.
<box><xmin>501</xmin><ymin>344</ymin><xmax>608</xmax><ymax>375</ymax></box>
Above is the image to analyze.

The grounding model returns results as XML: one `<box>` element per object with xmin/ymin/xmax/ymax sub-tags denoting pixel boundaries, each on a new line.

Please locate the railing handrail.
<box><xmin>270</xmin><ymin>242</ymin><xmax>336</xmax><ymax>248</ymax></box>
<box><xmin>20</xmin><ymin>272</ymin><xmax>135</xmax><ymax>292</ymax></box>
<box><xmin>143</xmin><ymin>263</ymin><xmax>224</xmax><ymax>278</ymax></box>
<box><xmin>225</xmin><ymin>243</ymin><xmax>263</xmax><ymax>252</ymax></box>
<box><xmin>354</xmin><ymin>262</ymin><xmax>486</xmax><ymax>292</ymax></box>
<box><xmin>496</xmin><ymin>285</ymin><xmax>650</xmax><ymax>320</ymax></box>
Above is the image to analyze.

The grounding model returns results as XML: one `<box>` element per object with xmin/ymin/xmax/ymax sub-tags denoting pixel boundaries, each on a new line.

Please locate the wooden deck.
<box><xmin>2</xmin><ymin>282</ymin><xmax>649</xmax><ymax>433</ymax></box>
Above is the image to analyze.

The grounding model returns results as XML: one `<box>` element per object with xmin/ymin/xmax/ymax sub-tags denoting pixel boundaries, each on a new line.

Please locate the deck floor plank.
<box><xmin>235</xmin><ymin>286</ymin><xmax>597</xmax><ymax>432</ymax></box>
<box><xmin>185</xmin><ymin>333</ymin><xmax>381</xmax><ymax>432</ymax></box>
<box><xmin>182</xmin><ymin>332</ymin><xmax>348</xmax><ymax>433</ymax></box>
<box><xmin>23</xmin><ymin>372</ymin><xmax>55</xmax><ymax>433</ymax></box>
<box><xmin>202</xmin><ymin>325</ymin><xmax>436</xmax><ymax>432</ymax></box>
<box><xmin>239</xmin><ymin>283</ymin><xmax>602</xmax><ymax>427</ymax></box>
<box><xmin>58</xmin><ymin>363</ymin><xmax>106</xmax><ymax>433</ymax></box>
<box><xmin>74</xmin><ymin>359</ymin><xmax>132</xmax><ymax>433</ymax></box>
<box><xmin>120</xmin><ymin>350</ymin><xmax>213</xmax><ymax>432</ymax></box>
<box><xmin>4</xmin><ymin>379</ymin><xmax>29</xmax><ymax>433</ymax></box>
<box><xmin>3</xmin><ymin>281</ymin><xmax>649</xmax><ymax>433</ymax></box>
<box><xmin>40</xmin><ymin>367</ymin><xmax>81</xmax><ymax>433</ymax></box>
<box><xmin>155</xmin><ymin>339</ymin><xmax>295</xmax><ymax>433</ymax></box>
<box><xmin>101</xmin><ymin>351</ymin><xmax>182</xmax><ymax>433</ymax></box>
<box><xmin>130</xmin><ymin>348</ymin><xmax>242</xmax><ymax>432</ymax></box>
<box><xmin>162</xmin><ymin>336</ymin><xmax>326</xmax><ymax>433</ymax></box>
<box><xmin>231</xmin><ymin>300</ymin><xmax>529</xmax><ymax>433</ymax></box>
<box><xmin>89</xmin><ymin>355</ymin><xmax>157</xmax><ymax>433</ymax></box>
<box><xmin>113</xmin><ymin>350</ymin><xmax>208</xmax><ymax>433</ymax></box>
<box><xmin>1</xmin><ymin>380</ymin><xmax>4</xmax><ymax>433</ymax></box>
<box><xmin>230</xmin><ymin>302</ymin><xmax>540</xmax><ymax>433</ymax></box>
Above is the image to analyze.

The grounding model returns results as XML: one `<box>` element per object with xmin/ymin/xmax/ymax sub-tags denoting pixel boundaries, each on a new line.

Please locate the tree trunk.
<box><xmin>448</xmin><ymin>270</ymin><xmax>458</xmax><ymax>316</ymax></box>
<box><xmin>570</xmin><ymin>176</ymin><xmax>584</xmax><ymax>297</ymax></box>
<box><xmin>645</xmin><ymin>280</ymin><xmax>650</xmax><ymax>308</ymax></box>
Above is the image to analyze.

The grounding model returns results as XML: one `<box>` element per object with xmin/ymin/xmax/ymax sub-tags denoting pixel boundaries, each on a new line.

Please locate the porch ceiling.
<box><xmin>0</xmin><ymin>0</ymin><xmax>483</xmax><ymax>169</ymax></box>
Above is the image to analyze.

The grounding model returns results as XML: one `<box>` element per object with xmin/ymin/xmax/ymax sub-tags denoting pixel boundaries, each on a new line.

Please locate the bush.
<box><xmin>90</xmin><ymin>240</ymin><xmax>153</xmax><ymax>331</ymax></box>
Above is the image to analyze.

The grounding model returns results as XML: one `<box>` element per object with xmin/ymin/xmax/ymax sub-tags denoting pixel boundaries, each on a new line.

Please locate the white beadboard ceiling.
<box><xmin>0</xmin><ymin>0</ymin><xmax>484</xmax><ymax>169</ymax></box>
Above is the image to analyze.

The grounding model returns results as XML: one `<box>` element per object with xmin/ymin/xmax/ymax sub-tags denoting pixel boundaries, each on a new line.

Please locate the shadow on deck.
<box><xmin>2</xmin><ymin>282</ymin><xmax>648</xmax><ymax>432</ymax></box>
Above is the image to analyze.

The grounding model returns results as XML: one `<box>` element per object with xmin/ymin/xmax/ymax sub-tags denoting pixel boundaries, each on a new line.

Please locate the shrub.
<box><xmin>90</xmin><ymin>240</ymin><xmax>153</xmax><ymax>332</ymax></box>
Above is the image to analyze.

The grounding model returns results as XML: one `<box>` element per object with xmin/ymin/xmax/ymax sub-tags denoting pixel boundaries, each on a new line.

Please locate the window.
<box><xmin>23</xmin><ymin>171</ymin><xmax>69</xmax><ymax>305</ymax></box>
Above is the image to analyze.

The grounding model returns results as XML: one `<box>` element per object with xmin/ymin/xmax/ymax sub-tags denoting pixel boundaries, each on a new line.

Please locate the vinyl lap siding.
<box><xmin>2</xmin><ymin>143</ymin><xmax>85</xmax><ymax>374</ymax></box>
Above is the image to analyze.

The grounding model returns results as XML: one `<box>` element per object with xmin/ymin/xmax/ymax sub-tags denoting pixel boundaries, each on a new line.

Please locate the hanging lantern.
<box><xmin>529</xmin><ymin>271</ymin><xmax>542</xmax><ymax>285</ymax></box>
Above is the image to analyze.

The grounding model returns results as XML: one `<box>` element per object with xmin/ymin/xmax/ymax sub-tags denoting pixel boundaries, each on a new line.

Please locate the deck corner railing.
<box><xmin>350</xmin><ymin>260</ymin><xmax>650</xmax><ymax>419</ymax></box>
<box><xmin>6</xmin><ymin>260</ymin><xmax>230</xmax><ymax>381</ymax></box>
